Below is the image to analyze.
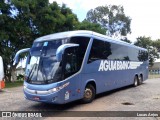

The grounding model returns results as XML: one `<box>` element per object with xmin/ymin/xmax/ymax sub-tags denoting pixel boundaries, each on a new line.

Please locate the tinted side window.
<box><xmin>128</xmin><ymin>48</ymin><xmax>148</xmax><ymax>61</ymax></box>
<box><xmin>69</xmin><ymin>37</ymin><xmax>90</xmax><ymax>70</ymax></box>
<box><xmin>108</xmin><ymin>43</ymin><xmax>129</xmax><ymax>61</ymax></box>
<box><xmin>127</xmin><ymin>48</ymin><xmax>139</xmax><ymax>61</ymax></box>
<box><xmin>63</xmin><ymin>36</ymin><xmax>90</xmax><ymax>79</ymax></box>
<box><xmin>88</xmin><ymin>39</ymin><xmax>148</xmax><ymax>63</ymax></box>
<box><xmin>138</xmin><ymin>50</ymin><xmax>148</xmax><ymax>61</ymax></box>
<box><xmin>63</xmin><ymin>47</ymin><xmax>79</xmax><ymax>78</ymax></box>
<box><xmin>88</xmin><ymin>39</ymin><xmax>111</xmax><ymax>63</ymax></box>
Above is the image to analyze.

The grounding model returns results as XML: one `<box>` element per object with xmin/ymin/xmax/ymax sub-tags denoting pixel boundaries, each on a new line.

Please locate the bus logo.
<box><xmin>98</xmin><ymin>60</ymin><xmax>143</xmax><ymax>71</ymax></box>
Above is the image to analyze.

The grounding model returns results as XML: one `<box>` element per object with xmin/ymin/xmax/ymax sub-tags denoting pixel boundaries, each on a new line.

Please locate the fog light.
<box><xmin>52</xmin><ymin>96</ymin><xmax>57</xmax><ymax>102</ymax></box>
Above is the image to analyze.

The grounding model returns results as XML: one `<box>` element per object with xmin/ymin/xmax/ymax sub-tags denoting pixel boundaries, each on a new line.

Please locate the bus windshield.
<box><xmin>26</xmin><ymin>40</ymin><xmax>64</xmax><ymax>84</ymax></box>
<box><xmin>26</xmin><ymin>55</ymin><xmax>62</xmax><ymax>84</ymax></box>
<box><xmin>25</xmin><ymin>37</ymin><xmax>90</xmax><ymax>84</ymax></box>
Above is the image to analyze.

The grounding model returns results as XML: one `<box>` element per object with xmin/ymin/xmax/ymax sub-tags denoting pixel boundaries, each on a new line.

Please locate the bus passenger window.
<box><xmin>63</xmin><ymin>47</ymin><xmax>78</xmax><ymax>79</ymax></box>
<box><xmin>88</xmin><ymin>39</ymin><xmax>111</xmax><ymax>63</ymax></box>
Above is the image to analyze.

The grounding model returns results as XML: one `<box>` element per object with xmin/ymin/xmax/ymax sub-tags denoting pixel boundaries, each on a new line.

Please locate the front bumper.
<box><xmin>24</xmin><ymin>88</ymin><xmax>64</xmax><ymax>104</ymax></box>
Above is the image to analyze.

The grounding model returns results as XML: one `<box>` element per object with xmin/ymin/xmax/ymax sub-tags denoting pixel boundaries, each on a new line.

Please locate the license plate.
<box><xmin>33</xmin><ymin>97</ymin><xmax>40</xmax><ymax>100</ymax></box>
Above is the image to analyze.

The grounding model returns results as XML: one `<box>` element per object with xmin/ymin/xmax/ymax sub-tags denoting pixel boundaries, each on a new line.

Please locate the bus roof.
<box><xmin>34</xmin><ymin>30</ymin><xmax>147</xmax><ymax>51</ymax></box>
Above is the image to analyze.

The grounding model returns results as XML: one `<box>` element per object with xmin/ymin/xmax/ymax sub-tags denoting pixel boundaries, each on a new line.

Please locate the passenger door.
<box><xmin>62</xmin><ymin>47</ymin><xmax>81</xmax><ymax>102</ymax></box>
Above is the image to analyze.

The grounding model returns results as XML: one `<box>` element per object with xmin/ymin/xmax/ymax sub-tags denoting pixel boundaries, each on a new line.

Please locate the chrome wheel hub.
<box><xmin>84</xmin><ymin>88</ymin><xmax>92</xmax><ymax>99</ymax></box>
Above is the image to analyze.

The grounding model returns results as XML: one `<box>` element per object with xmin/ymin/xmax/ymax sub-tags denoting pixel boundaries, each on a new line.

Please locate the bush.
<box><xmin>17</xmin><ymin>74</ymin><xmax>24</xmax><ymax>81</ymax></box>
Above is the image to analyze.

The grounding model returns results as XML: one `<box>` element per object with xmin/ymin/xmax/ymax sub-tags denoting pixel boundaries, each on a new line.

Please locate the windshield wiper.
<box><xmin>27</xmin><ymin>63</ymin><xmax>37</xmax><ymax>82</ymax></box>
<box><xmin>39</xmin><ymin>58</ymin><xmax>48</xmax><ymax>83</ymax></box>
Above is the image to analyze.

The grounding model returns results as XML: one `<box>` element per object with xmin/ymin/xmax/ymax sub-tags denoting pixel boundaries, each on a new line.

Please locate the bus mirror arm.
<box><xmin>56</xmin><ymin>43</ymin><xmax>79</xmax><ymax>62</ymax></box>
<box><xmin>13</xmin><ymin>48</ymin><xmax>30</xmax><ymax>65</ymax></box>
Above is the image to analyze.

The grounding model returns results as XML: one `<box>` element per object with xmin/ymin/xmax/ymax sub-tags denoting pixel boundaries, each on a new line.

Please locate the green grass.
<box><xmin>5</xmin><ymin>81</ymin><xmax>24</xmax><ymax>88</ymax></box>
<box><xmin>149</xmin><ymin>74</ymin><xmax>160</xmax><ymax>79</ymax></box>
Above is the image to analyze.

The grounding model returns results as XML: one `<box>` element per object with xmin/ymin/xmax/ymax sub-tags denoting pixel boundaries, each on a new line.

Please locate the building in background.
<box><xmin>149</xmin><ymin>59</ymin><xmax>160</xmax><ymax>74</ymax></box>
<box><xmin>16</xmin><ymin>57</ymin><xmax>26</xmax><ymax>76</ymax></box>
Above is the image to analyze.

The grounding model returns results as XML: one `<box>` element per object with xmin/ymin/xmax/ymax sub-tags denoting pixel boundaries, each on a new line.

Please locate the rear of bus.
<box><xmin>0</xmin><ymin>56</ymin><xmax>5</xmax><ymax>89</ymax></box>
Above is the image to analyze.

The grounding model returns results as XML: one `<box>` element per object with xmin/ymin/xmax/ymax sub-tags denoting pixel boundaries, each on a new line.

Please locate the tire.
<box><xmin>133</xmin><ymin>76</ymin><xmax>138</xmax><ymax>87</ymax></box>
<box><xmin>81</xmin><ymin>84</ymin><xmax>95</xmax><ymax>103</ymax></box>
<box><xmin>138</xmin><ymin>75</ymin><xmax>143</xmax><ymax>85</ymax></box>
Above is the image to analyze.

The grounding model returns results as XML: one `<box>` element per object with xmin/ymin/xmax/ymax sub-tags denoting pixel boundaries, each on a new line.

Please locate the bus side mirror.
<box><xmin>13</xmin><ymin>48</ymin><xmax>30</xmax><ymax>65</ymax></box>
<box><xmin>56</xmin><ymin>44</ymin><xmax>79</xmax><ymax>62</ymax></box>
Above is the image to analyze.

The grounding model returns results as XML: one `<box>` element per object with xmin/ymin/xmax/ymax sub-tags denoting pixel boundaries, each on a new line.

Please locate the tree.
<box><xmin>121</xmin><ymin>37</ymin><xmax>132</xmax><ymax>43</ymax></box>
<box><xmin>86</xmin><ymin>5</ymin><xmax>131</xmax><ymax>37</ymax></box>
<box><xmin>134</xmin><ymin>36</ymin><xmax>152</xmax><ymax>48</ymax></box>
<box><xmin>134</xmin><ymin>36</ymin><xmax>159</xmax><ymax>67</ymax></box>
<box><xmin>0</xmin><ymin>0</ymin><xmax>79</xmax><ymax>82</ymax></box>
<box><xmin>12</xmin><ymin>0</ymin><xmax>79</xmax><ymax>37</ymax></box>
<box><xmin>152</xmin><ymin>39</ymin><xmax>160</xmax><ymax>52</ymax></box>
<box><xmin>76</xmin><ymin>20</ymin><xmax>106</xmax><ymax>35</ymax></box>
<box><xmin>0</xmin><ymin>0</ymin><xmax>23</xmax><ymax>81</ymax></box>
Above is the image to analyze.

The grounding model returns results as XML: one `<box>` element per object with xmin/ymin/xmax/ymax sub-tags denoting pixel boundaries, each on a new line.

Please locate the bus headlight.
<box><xmin>24</xmin><ymin>85</ymin><xmax>26</xmax><ymax>89</ymax></box>
<box><xmin>48</xmin><ymin>82</ymin><xmax>70</xmax><ymax>93</ymax></box>
<box><xmin>48</xmin><ymin>87</ymin><xmax>59</xmax><ymax>93</ymax></box>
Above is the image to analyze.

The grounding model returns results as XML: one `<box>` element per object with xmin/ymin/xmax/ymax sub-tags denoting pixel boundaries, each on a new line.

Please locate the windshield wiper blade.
<box><xmin>27</xmin><ymin>64</ymin><xmax>37</xmax><ymax>82</ymax></box>
<box><xmin>39</xmin><ymin>58</ymin><xmax>47</xmax><ymax>82</ymax></box>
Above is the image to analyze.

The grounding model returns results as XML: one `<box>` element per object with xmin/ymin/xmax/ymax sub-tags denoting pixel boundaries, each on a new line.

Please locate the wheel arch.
<box><xmin>134</xmin><ymin>74</ymin><xmax>139</xmax><ymax>80</ymax></box>
<box><xmin>139</xmin><ymin>73</ymin><xmax>143</xmax><ymax>80</ymax></box>
<box><xmin>85</xmin><ymin>79</ymin><xmax>97</xmax><ymax>94</ymax></box>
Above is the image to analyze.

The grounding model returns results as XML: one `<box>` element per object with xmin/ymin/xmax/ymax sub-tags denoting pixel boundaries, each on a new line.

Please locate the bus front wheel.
<box><xmin>82</xmin><ymin>84</ymin><xmax>95</xmax><ymax>103</ymax></box>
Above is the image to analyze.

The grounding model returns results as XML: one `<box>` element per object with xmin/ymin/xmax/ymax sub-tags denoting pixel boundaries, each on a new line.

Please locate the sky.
<box><xmin>49</xmin><ymin>0</ymin><xmax>160</xmax><ymax>42</ymax></box>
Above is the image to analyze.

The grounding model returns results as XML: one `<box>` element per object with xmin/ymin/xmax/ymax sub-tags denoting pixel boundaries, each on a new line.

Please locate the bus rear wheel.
<box><xmin>133</xmin><ymin>76</ymin><xmax>138</xmax><ymax>87</ymax></box>
<box><xmin>138</xmin><ymin>75</ymin><xmax>143</xmax><ymax>85</ymax></box>
<box><xmin>82</xmin><ymin>84</ymin><xmax>95</xmax><ymax>103</ymax></box>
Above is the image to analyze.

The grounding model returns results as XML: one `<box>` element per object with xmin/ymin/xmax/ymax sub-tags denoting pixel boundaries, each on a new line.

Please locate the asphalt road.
<box><xmin>0</xmin><ymin>78</ymin><xmax>160</xmax><ymax>120</ymax></box>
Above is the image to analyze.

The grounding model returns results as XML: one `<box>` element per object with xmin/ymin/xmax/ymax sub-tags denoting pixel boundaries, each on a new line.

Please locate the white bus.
<box><xmin>0</xmin><ymin>56</ymin><xmax>5</xmax><ymax>89</ymax></box>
